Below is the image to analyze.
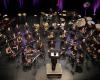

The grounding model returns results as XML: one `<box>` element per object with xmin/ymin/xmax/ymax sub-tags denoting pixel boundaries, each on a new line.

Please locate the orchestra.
<box><xmin>0</xmin><ymin>11</ymin><xmax>99</xmax><ymax>72</ymax></box>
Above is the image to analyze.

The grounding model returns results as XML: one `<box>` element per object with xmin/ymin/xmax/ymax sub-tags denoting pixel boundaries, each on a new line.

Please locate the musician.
<box><xmin>6</xmin><ymin>46</ymin><xmax>16</xmax><ymax>58</ymax></box>
<box><xmin>25</xmin><ymin>31</ymin><xmax>32</xmax><ymax>44</ymax></box>
<box><xmin>24</xmin><ymin>22</ymin><xmax>29</xmax><ymax>30</ymax></box>
<box><xmin>17</xmin><ymin>32</ymin><xmax>22</xmax><ymax>43</ymax></box>
<box><xmin>48</xmin><ymin>32</ymin><xmax>55</xmax><ymax>40</ymax></box>
<box><xmin>23</xmin><ymin>46</ymin><xmax>34</xmax><ymax>65</ymax></box>
<box><xmin>36</xmin><ymin>40</ymin><xmax>44</xmax><ymax>52</ymax></box>
<box><xmin>34</xmin><ymin>24</ymin><xmax>40</xmax><ymax>33</ymax></box>
<box><xmin>60</xmin><ymin>30</ymin><xmax>67</xmax><ymax>40</ymax></box>
<box><xmin>15</xmin><ymin>24</ymin><xmax>20</xmax><ymax>32</ymax></box>
<box><xmin>48</xmin><ymin>40</ymin><xmax>55</xmax><ymax>49</ymax></box>
<box><xmin>43</xmin><ymin>22</ymin><xmax>49</xmax><ymax>31</ymax></box>
<box><xmin>11</xmin><ymin>39</ymin><xmax>19</xmax><ymax>52</ymax></box>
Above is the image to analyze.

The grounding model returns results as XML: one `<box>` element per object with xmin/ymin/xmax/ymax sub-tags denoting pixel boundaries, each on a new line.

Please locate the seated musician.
<box><xmin>48</xmin><ymin>32</ymin><xmax>55</xmax><ymax>40</ymax></box>
<box><xmin>25</xmin><ymin>31</ymin><xmax>32</xmax><ymax>43</ymax></box>
<box><xmin>17</xmin><ymin>32</ymin><xmax>22</xmax><ymax>44</ymax></box>
<box><xmin>24</xmin><ymin>22</ymin><xmax>29</xmax><ymax>30</ymax></box>
<box><xmin>36</xmin><ymin>40</ymin><xmax>44</xmax><ymax>52</ymax></box>
<box><xmin>43</xmin><ymin>22</ymin><xmax>49</xmax><ymax>31</ymax></box>
<box><xmin>24</xmin><ymin>46</ymin><xmax>34</xmax><ymax>64</ymax></box>
<box><xmin>60</xmin><ymin>30</ymin><xmax>67</xmax><ymax>40</ymax></box>
<box><xmin>48</xmin><ymin>40</ymin><xmax>55</xmax><ymax>49</ymax></box>
<box><xmin>60</xmin><ymin>41</ymin><xmax>67</xmax><ymax>56</ymax></box>
<box><xmin>34</xmin><ymin>24</ymin><xmax>40</xmax><ymax>32</ymax></box>
<box><xmin>6</xmin><ymin>46</ymin><xmax>16</xmax><ymax>58</ymax></box>
<box><xmin>15</xmin><ymin>24</ymin><xmax>20</xmax><ymax>32</ymax></box>
<box><xmin>11</xmin><ymin>39</ymin><xmax>19</xmax><ymax>51</ymax></box>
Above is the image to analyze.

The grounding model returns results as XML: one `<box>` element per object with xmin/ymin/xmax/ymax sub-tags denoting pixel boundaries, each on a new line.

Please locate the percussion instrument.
<box><xmin>95</xmin><ymin>24</ymin><xmax>100</xmax><ymax>31</ymax></box>
<box><xmin>87</xmin><ymin>20</ymin><xmax>95</xmax><ymax>28</ymax></box>
<box><xmin>76</xmin><ymin>18</ymin><xmax>86</xmax><ymax>27</ymax></box>
<box><xmin>85</xmin><ymin>17</ymin><xmax>92</xmax><ymax>21</ymax></box>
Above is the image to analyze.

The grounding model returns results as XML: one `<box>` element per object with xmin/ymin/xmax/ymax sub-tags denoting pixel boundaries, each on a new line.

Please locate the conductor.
<box><xmin>50</xmin><ymin>51</ymin><xmax>59</xmax><ymax>71</ymax></box>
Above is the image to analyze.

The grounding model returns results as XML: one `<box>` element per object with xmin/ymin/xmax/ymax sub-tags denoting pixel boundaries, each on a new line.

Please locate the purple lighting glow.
<box><xmin>4</xmin><ymin>0</ymin><xmax>9</xmax><ymax>10</ymax></box>
<box><xmin>18</xmin><ymin>0</ymin><xmax>24</xmax><ymax>9</ymax></box>
<box><xmin>57</xmin><ymin>0</ymin><xmax>63</xmax><ymax>12</ymax></box>
<box><xmin>93</xmin><ymin>0</ymin><xmax>100</xmax><ymax>15</ymax></box>
<box><xmin>33</xmin><ymin>0</ymin><xmax>39</xmax><ymax>7</ymax></box>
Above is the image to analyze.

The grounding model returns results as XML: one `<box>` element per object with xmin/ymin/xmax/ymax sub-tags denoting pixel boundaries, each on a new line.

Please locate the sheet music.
<box><xmin>51</xmin><ymin>52</ymin><xmax>54</xmax><ymax>56</ymax></box>
<box><xmin>51</xmin><ymin>52</ymin><xmax>59</xmax><ymax>57</ymax></box>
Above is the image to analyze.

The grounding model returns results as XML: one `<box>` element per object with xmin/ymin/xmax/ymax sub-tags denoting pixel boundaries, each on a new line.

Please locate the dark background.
<box><xmin>0</xmin><ymin>0</ymin><xmax>99</xmax><ymax>17</ymax></box>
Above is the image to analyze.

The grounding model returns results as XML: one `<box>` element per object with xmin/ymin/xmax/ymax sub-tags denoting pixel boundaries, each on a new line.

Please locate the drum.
<box><xmin>95</xmin><ymin>24</ymin><xmax>100</xmax><ymax>31</ymax></box>
<box><xmin>85</xmin><ymin>17</ymin><xmax>92</xmax><ymax>21</ymax></box>
<box><xmin>87</xmin><ymin>20</ymin><xmax>95</xmax><ymax>28</ymax></box>
<box><xmin>76</xmin><ymin>18</ymin><xmax>86</xmax><ymax>27</ymax></box>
